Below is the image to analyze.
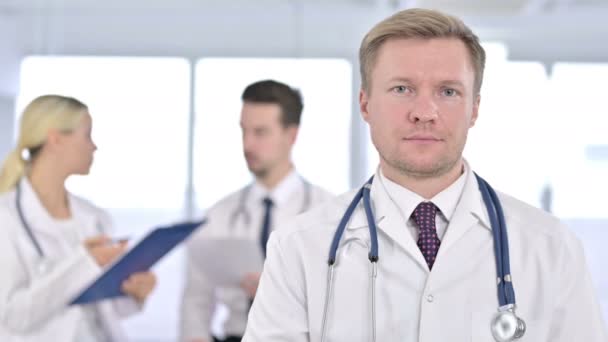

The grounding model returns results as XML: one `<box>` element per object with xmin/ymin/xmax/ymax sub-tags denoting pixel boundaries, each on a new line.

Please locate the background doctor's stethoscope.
<box><xmin>14</xmin><ymin>181</ymin><xmax>118</xmax><ymax>275</ymax></box>
<box><xmin>228</xmin><ymin>179</ymin><xmax>312</xmax><ymax>227</ymax></box>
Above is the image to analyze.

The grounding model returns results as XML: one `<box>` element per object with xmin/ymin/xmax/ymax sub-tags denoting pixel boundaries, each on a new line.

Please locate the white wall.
<box><xmin>0</xmin><ymin>96</ymin><xmax>14</xmax><ymax>160</ymax></box>
<box><xmin>4</xmin><ymin>3</ymin><xmax>608</xmax><ymax>60</ymax></box>
<box><xmin>0</xmin><ymin>14</ymin><xmax>19</xmax><ymax>160</ymax></box>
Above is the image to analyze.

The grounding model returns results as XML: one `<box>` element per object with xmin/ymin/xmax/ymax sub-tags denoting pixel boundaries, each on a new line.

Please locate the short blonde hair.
<box><xmin>0</xmin><ymin>95</ymin><xmax>88</xmax><ymax>192</ymax></box>
<box><xmin>359</xmin><ymin>8</ymin><xmax>486</xmax><ymax>94</ymax></box>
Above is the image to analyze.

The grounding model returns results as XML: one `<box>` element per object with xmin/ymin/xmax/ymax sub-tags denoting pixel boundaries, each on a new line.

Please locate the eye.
<box><xmin>442</xmin><ymin>88</ymin><xmax>458</xmax><ymax>97</ymax></box>
<box><xmin>392</xmin><ymin>85</ymin><xmax>410</xmax><ymax>94</ymax></box>
<box><xmin>254</xmin><ymin>128</ymin><xmax>267</xmax><ymax>136</ymax></box>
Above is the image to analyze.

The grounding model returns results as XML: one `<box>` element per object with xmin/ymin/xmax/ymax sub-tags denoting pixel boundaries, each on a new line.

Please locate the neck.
<box><xmin>28</xmin><ymin>155</ymin><xmax>71</xmax><ymax>219</ymax></box>
<box><xmin>380</xmin><ymin>159</ymin><xmax>464</xmax><ymax>199</ymax></box>
<box><xmin>258</xmin><ymin>161</ymin><xmax>294</xmax><ymax>190</ymax></box>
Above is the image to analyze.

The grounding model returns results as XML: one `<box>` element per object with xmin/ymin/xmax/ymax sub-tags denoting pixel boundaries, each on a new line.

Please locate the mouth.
<box><xmin>403</xmin><ymin>134</ymin><xmax>442</xmax><ymax>143</ymax></box>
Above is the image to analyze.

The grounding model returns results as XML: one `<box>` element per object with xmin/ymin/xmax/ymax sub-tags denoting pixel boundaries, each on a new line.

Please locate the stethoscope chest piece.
<box><xmin>491</xmin><ymin>308</ymin><xmax>526</xmax><ymax>342</ymax></box>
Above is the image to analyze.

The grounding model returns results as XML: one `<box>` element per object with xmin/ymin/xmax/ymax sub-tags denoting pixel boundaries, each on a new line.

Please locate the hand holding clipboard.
<box><xmin>71</xmin><ymin>219</ymin><xmax>205</xmax><ymax>305</ymax></box>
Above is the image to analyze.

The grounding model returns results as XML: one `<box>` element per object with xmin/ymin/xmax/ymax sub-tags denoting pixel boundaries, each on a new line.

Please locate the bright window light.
<box><xmin>550</xmin><ymin>63</ymin><xmax>608</xmax><ymax>324</ymax></box>
<box><xmin>548</xmin><ymin>63</ymin><xmax>608</xmax><ymax>219</ymax></box>
<box><xmin>17</xmin><ymin>56</ymin><xmax>191</xmax><ymax>212</ymax></box>
<box><xmin>466</xmin><ymin>60</ymin><xmax>550</xmax><ymax>208</ymax></box>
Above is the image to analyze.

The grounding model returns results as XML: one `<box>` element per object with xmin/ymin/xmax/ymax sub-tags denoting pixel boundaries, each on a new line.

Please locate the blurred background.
<box><xmin>1</xmin><ymin>0</ymin><xmax>607</xmax><ymax>340</ymax></box>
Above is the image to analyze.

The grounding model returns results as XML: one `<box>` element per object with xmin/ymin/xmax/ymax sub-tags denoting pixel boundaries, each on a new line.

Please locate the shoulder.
<box><xmin>264</xmin><ymin>189</ymin><xmax>359</xmax><ymax>276</ymax></box>
<box><xmin>496</xmin><ymin>191</ymin><xmax>583</xmax><ymax>261</ymax></box>
<box><xmin>204</xmin><ymin>186</ymin><xmax>248</xmax><ymax>217</ymax></box>
<box><xmin>0</xmin><ymin>191</ymin><xmax>20</xmax><ymax>253</ymax></box>
<box><xmin>308</xmin><ymin>183</ymin><xmax>335</xmax><ymax>201</ymax></box>
<box><xmin>497</xmin><ymin>191</ymin><xmax>569</xmax><ymax>238</ymax></box>
<box><xmin>298</xmin><ymin>179</ymin><xmax>335</xmax><ymax>212</ymax></box>
<box><xmin>190</xmin><ymin>186</ymin><xmax>249</xmax><ymax>239</ymax></box>
<box><xmin>0</xmin><ymin>188</ymin><xmax>16</xmax><ymax>211</ymax></box>
<box><xmin>0</xmin><ymin>189</ymin><xmax>19</xmax><ymax>229</ymax></box>
<box><xmin>271</xmin><ymin>188</ymin><xmax>358</xmax><ymax>245</ymax></box>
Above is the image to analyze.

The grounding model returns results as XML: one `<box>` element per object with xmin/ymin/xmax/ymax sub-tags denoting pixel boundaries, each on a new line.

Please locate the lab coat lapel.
<box><xmin>19</xmin><ymin>178</ymin><xmax>98</xmax><ymax>240</ymax></box>
<box><xmin>19</xmin><ymin>178</ymin><xmax>57</xmax><ymax>237</ymax></box>
<box><xmin>370</xmin><ymin>177</ymin><xmax>430</xmax><ymax>271</ymax></box>
<box><xmin>436</xmin><ymin>170</ymin><xmax>489</xmax><ymax>260</ymax></box>
<box><xmin>344</xmin><ymin>171</ymin><xmax>490</xmax><ymax>273</ymax></box>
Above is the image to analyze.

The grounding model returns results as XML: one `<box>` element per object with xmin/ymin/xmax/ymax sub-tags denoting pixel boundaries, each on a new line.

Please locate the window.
<box><xmin>548</xmin><ymin>63</ymin><xmax>608</xmax><ymax>321</ymax></box>
<box><xmin>549</xmin><ymin>63</ymin><xmax>608</xmax><ymax>218</ymax></box>
<box><xmin>466</xmin><ymin>59</ymin><xmax>550</xmax><ymax>208</ymax></box>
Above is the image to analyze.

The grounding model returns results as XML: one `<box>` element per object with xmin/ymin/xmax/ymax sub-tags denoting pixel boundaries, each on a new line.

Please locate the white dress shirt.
<box><xmin>180</xmin><ymin>170</ymin><xmax>333</xmax><ymax>341</ymax></box>
<box><xmin>379</xmin><ymin>165</ymin><xmax>466</xmax><ymax>241</ymax></box>
<box><xmin>243</xmin><ymin>162</ymin><xmax>608</xmax><ymax>342</ymax></box>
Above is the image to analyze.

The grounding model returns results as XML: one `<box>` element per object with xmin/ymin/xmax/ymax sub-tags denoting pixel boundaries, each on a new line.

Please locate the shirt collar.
<box><xmin>250</xmin><ymin>168</ymin><xmax>302</xmax><ymax>207</ymax></box>
<box><xmin>347</xmin><ymin>160</ymin><xmax>490</xmax><ymax>232</ymax></box>
<box><xmin>378</xmin><ymin>162</ymin><xmax>468</xmax><ymax>223</ymax></box>
<box><xmin>431</xmin><ymin>163</ymin><xmax>468</xmax><ymax>221</ymax></box>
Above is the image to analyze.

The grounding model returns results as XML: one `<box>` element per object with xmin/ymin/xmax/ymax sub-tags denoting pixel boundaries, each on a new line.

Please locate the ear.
<box><xmin>360</xmin><ymin>89</ymin><xmax>371</xmax><ymax>123</ymax></box>
<box><xmin>286</xmin><ymin>125</ymin><xmax>299</xmax><ymax>146</ymax></box>
<box><xmin>45</xmin><ymin>128</ymin><xmax>64</xmax><ymax>150</ymax></box>
<box><xmin>470</xmin><ymin>94</ymin><xmax>480</xmax><ymax>128</ymax></box>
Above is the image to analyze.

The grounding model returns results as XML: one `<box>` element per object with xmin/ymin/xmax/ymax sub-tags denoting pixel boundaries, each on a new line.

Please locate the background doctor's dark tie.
<box><xmin>412</xmin><ymin>202</ymin><xmax>441</xmax><ymax>270</ymax></box>
<box><xmin>259</xmin><ymin>197</ymin><xmax>274</xmax><ymax>258</ymax></box>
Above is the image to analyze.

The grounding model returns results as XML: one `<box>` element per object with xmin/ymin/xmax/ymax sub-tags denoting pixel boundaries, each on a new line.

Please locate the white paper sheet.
<box><xmin>192</xmin><ymin>238</ymin><xmax>264</xmax><ymax>287</ymax></box>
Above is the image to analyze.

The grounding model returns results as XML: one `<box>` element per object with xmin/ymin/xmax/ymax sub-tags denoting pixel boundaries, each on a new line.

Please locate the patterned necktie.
<box><xmin>259</xmin><ymin>197</ymin><xmax>274</xmax><ymax>258</ymax></box>
<box><xmin>412</xmin><ymin>202</ymin><xmax>441</xmax><ymax>270</ymax></box>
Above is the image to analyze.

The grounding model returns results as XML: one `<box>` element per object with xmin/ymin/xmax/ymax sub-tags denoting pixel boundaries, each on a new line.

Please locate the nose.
<box><xmin>409</xmin><ymin>92</ymin><xmax>439</xmax><ymax>123</ymax></box>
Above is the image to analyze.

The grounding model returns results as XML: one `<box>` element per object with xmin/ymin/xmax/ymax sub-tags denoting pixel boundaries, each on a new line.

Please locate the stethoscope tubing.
<box><xmin>321</xmin><ymin>173</ymin><xmax>521</xmax><ymax>342</ymax></box>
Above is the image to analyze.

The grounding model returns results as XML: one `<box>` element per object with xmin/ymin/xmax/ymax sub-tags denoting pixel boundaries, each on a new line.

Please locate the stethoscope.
<box><xmin>229</xmin><ymin>178</ymin><xmax>312</xmax><ymax>227</ymax></box>
<box><xmin>320</xmin><ymin>174</ymin><xmax>526</xmax><ymax>342</ymax></box>
<box><xmin>15</xmin><ymin>181</ymin><xmax>104</xmax><ymax>275</ymax></box>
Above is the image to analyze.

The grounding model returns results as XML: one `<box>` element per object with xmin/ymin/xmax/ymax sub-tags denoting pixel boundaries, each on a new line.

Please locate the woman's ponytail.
<box><xmin>0</xmin><ymin>148</ymin><xmax>27</xmax><ymax>193</ymax></box>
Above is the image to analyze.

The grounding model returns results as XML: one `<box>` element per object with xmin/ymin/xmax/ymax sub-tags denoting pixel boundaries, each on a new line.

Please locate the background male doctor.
<box><xmin>181</xmin><ymin>80</ymin><xmax>332</xmax><ymax>342</ymax></box>
<box><xmin>242</xmin><ymin>8</ymin><xmax>608</xmax><ymax>342</ymax></box>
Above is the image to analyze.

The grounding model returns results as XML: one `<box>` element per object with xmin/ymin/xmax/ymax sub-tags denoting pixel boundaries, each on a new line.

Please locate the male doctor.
<box><xmin>243</xmin><ymin>8</ymin><xmax>608</xmax><ymax>342</ymax></box>
<box><xmin>181</xmin><ymin>80</ymin><xmax>332</xmax><ymax>342</ymax></box>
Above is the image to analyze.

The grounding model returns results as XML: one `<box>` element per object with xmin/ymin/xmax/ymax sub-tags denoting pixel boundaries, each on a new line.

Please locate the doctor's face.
<box><xmin>59</xmin><ymin>112</ymin><xmax>97</xmax><ymax>175</ymax></box>
<box><xmin>360</xmin><ymin>38</ymin><xmax>479</xmax><ymax>179</ymax></box>
<box><xmin>240</xmin><ymin>102</ymin><xmax>297</xmax><ymax>179</ymax></box>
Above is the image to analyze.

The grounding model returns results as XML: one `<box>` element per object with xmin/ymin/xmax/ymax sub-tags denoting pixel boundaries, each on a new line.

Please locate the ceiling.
<box><xmin>0</xmin><ymin>0</ymin><xmax>607</xmax><ymax>17</ymax></box>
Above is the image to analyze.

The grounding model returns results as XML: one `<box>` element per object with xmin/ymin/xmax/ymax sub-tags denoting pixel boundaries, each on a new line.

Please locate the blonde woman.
<box><xmin>0</xmin><ymin>95</ymin><xmax>156</xmax><ymax>341</ymax></box>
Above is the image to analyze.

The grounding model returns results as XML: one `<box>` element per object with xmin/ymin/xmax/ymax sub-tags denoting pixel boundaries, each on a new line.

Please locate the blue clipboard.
<box><xmin>70</xmin><ymin>219</ymin><xmax>205</xmax><ymax>305</ymax></box>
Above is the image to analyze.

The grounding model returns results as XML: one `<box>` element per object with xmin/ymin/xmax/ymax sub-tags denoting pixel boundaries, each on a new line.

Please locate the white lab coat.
<box><xmin>0</xmin><ymin>179</ymin><xmax>140</xmax><ymax>341</ymax></box>
<box><xmin>243</xmin><ymin>168</ymin><xmax>608</xmax><ymax>342</ymax></box>
<box><xmin>181</xmin><ymin>172</ymin><xmax>333</xmax><ymax>341</ymax></box>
